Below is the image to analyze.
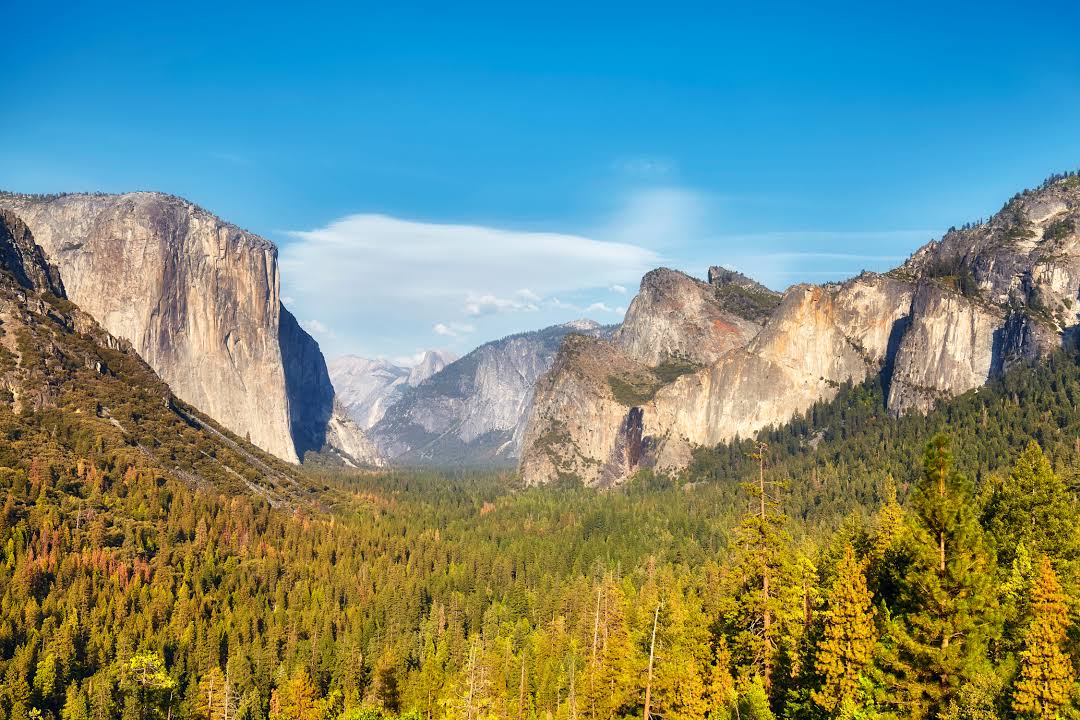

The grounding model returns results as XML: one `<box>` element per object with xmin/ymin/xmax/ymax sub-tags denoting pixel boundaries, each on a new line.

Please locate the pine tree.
<box><xmin>126</xmin><ymin>653</ymin><xmax>175</xmax><ymax>720</ymax></box>
<box><xmin>982</xmin><ymin>442</ymin><xmax>1077</xmax><ymax>569</ymax></box>
<box><xmin>879</xmin><ymin>434</ymin><xmax>1000</xmax><ymax>719</ymax></box>
<box><xmin>704</xmin><ymin>637</ymin><xmax>736</xmax><ymax>720</ymax></box>
<box><xmin>731</xmin><ymin>442</ymin><xmax>789</xmax><ymax>696</ymax></box>
<box><xmin>1012</xmin><ymin>557</ymin><xmax>1075</xmax><ymax>719</ymax></box>
<box><xmin>61</xmin><ymin>683</ymin><xmax>91</xmax><ymax>720</ymax></box>
<box><xmin>812</xmin><ymin>545</ymin><xmax>877</xmax><ymax>714</ymax></box>
<box><xmin>196</xmin><ymin>667</ymin><xmax>227</xmax><ymax>720</ymax></box>
<box><xmin>269</xmin><ymin>669</ymin><xmax>319</xmax><ymax>720</ymax></box>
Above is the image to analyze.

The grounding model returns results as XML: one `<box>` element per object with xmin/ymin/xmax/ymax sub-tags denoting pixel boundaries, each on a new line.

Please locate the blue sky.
<box><xmin>4</xmin><ymin>1</ymin><xmax>1080</xmax><ymax>362</ymax></box>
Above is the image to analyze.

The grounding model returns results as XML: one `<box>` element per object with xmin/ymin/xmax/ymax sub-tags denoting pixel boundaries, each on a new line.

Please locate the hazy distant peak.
<box><xmin>408</xmin><ymin>350</ymin><xmax>457</xmax><ymax>386</ymax></box>
<box><xmin>561</xmin><ymin>318</ymin><xmax>602</xmax><ymax>331</ymax></box>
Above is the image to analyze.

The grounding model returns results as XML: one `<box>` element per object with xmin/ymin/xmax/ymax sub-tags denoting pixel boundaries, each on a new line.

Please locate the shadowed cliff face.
<box><xmin>278</xmin><ymin>305</ymin><xmax>334</xmax><ymax>458</ymax></box>
<box><xmin>0</xmin><ymin>210</ymin><xmax>65</xmax><ymax>297</ymax></box>
<box><xmin>521</xmin><ymin>174</ymin><xmax>1080</xmax><ymax>487</ymax></box>
<box><xmin>0</xmin><ymin>210</ymin><xmax>65</xmax><ymax>296</ymax></box>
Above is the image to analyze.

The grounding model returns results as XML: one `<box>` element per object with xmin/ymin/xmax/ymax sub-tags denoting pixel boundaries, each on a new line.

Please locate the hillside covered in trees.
<box><xmin>3</xmin><ymin>301</ymin><xmax>1080</xmax><ymax>720</ymax></box>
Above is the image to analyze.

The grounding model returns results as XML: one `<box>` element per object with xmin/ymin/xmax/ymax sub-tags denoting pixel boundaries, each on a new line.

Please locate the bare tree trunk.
<box><xmin>758</xmin><ymin>443</ymin><xmax>772</xmax><ymax>693</ymax></box>
<box><xmin>938</xmin><ymin>468</ymin><xmax>946</xmax><ymax>574</ymax></box>
<box><xmin>518</xmin><ymin>653</ymin><xmax>526</xmax><ymax>720</ymax></box>
<box><xmin>643</xmin><ymin>602</ymin><xmax>660</xmax><ymax>720</ymax></box>
<box><xmin>591</xmin><ymin>584</ymin><xmax>601</xmax><ymax>718</ymax></box>
<box><xmin>568</xmin><ymin>659</ymin><xmax>577</xmax><ymax>720</ymax></box>
<box><xmin>223</xmin><ymin>666</ymin><xmax>231</xmax><ymax>720</ymax></box>
<box><xmin>466</xmin><ymin>642</ymin><xmax>477</xmax><ymax>720</ymax></box>
<box><xmin>592</xmin><ymin>585</ymin><xmax>601</xmax><ymax>664</ymax></box>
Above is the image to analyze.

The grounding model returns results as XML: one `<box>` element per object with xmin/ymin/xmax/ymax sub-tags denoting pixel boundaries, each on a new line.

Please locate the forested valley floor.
<box><xmin>4</xmin><ymin>350</ymin><xmax>1080</xmax><ymax>720</ymax></box>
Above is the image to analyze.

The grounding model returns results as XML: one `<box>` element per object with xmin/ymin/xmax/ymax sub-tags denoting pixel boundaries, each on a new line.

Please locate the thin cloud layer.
<box><xmin>280</xmin><ymin>214</ymin><xmax>661</xmax><ymax>357</ymax></box>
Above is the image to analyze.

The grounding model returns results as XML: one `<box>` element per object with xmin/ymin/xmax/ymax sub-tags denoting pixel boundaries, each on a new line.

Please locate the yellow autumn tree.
<box><xmin>811</xmin><ymin>544</ymin><xmax>876</xmax><ymax>714</ymax></box>
<box><xmin>269</xmin><ymin>669</ymin><xmax>320</xmax><ymax>720</ymax></box>
<box><xmin>1013</xmin><ymin>557</ymin><xmax>1075</xmax><ymax>719</ymax></box>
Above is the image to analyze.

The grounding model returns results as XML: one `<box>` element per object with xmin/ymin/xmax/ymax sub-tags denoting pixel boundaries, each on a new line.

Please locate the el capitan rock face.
<box><xmin>0</xmin><ymin>191</ymin><xmax>376</xmax><ymax>465</ymax></box>
<box><xmin>521</xmin><ymin>173</ymin><xmax>1080</xmax><ymax>487</ymax></box>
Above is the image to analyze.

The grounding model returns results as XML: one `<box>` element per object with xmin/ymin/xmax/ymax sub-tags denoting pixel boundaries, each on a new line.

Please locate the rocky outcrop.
<box><xmin>520</xmin><ymin>173</ymin><xmax>1080</xmax><ymax>487</ymax></box>
<box><xmin>614</xmin><ymin>268</ymin><xmax>773</xmax><ymax>365</ymax></box>
<box><xmin>521</xmin><ymin>273</ymin><xmax>914</xmax><ymax>486</ymax></box>
<box><xmin>370</xmin><ymin>321</ymin><xmax>611</xmax><ymax>466</ymax></box>
<box><xmin>0</xmin><ymin>191</ymin><xmax>373</xmax><ymax>465</ymax></box>
<box><xmin>647</xmin><ymin>275</ymin><xmax>914</xmax><ymax>467</ymax></box>
<box><xmin>518</xmin><ymin>333</ymin><xmax>659</xmax><ymax>487</ymax></box>
<box><xmin>0</xmin><ymin>209</ymin><xmax>65</xmax><ymax>296</ymax></box>
<box><xmin>409</xmin><ymin>350</ymin><xmax>455</xmax><ymax>386</ymax></box>
<box><xmin>330</xmin><ymin>350</ymin><xmax>456</xmax><ymax>430</ymax></box>
<box><xmin>885</xmin><ymin>284</ymin><xmax>1004</xmax><ymax>413</ymax></box>
<box><xmin>323</xmin><ymin>403</ymin><xmax>385</xmax><ymax>467</ymax></box>
<box><xmin>888</xmin><ymin>174</ymin><xmax>1080</xmax><ymax>411</ymax></box>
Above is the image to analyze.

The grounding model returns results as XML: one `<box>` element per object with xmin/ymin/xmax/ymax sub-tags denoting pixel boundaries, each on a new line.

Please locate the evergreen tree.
<box><xmin>812</xmin><ymin>545</ymin><xmax>876</xmax><ymax>715</ymax></box>
<box><xmin>982</xmin><ymin>442</ymin><xmax>1077</xmax><ymax>569</ymax></box>
<box><xmin>268</xmin><ymin>669</ymin><xmax>319</xmax><ymax>720</ymax></box>
<box><xmin>125</xmin><ymin>654</ymin><xmax>174</xmax><ymax>720</ymax></box>
<box><xmin>1012</xmin><ymin>557</ymin><xmax>1075</xmax><ymax>719</ymax></box>
<box><xmin>195</xmin><ymin>667</ymin><xmax>227</xmax><ymax>720</ymax></box>
<box><xmin>879</xmin><ymin>435</ymin><xmax>1000</xmax><ymax>719</ymax></box>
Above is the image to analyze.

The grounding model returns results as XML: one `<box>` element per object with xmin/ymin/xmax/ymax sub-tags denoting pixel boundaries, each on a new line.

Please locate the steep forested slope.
<box><xmin>3</xmin><ymin>338</ymin><xmax>1080</xmax><ymax>720</ymax></box>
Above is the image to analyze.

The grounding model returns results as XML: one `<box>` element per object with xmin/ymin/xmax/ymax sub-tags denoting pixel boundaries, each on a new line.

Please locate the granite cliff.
<box><xmin>0</xmin><ymin>209</ymin><xmax>318</xmax><ymax>504</ymax></box>
<box><xmin>369</xmin><ymin>320</ymin><xmax>611</xmax><ymax>466</ymax></box>
<box><xmin>0</xmin><ymin>191</ymin><xmax>377</xmax><ymax>465</ymax></box>
<box><xmin>329</xmin><ymin>350</ymin><xmax>456</xmax><ymax>430</ymax></box>
<box><xmin>521</xmin><ymin>173</ymin><xmax>1080</xmax><ymax>486</ymax></box>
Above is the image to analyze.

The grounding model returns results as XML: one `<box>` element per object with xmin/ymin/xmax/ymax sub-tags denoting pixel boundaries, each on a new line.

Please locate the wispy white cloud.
<box><xmin>609</xmin><ymin>284</ymin><xmax>627</xmax><ymax>294</ymax></box>
<box><xmin>433</xmin><ymin>322</ymin><xmax>476</xmax><ymax>337</ymax></box>
<box><xmin>549</xmin><ymin>298</ymin><xmax>626</xmax><ymax>315</ymax></box>
<box><xmin>464</xmin><ymin>293</ymin><xmax>540</xmax><ymax>317</ymax></box>
<box><xmin>281</xmin><ymin>212</ymin><xmax>660</xmax><ymax>356</ymax></box>
<box><xmin>301</xmin><ymin>319</ymin><xmax>335</xmax><ymax>339</ymax></box>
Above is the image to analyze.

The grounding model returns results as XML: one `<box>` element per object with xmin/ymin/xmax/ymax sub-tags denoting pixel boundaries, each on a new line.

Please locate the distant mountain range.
<box><xmin>362</xmin><ymin>320</ymin><xmax>613</xmax><ymax>466</ymax></box>
<box><xmin>329</xmin><ymin>350</ymin><xmax>456</xmax><ymax>429</ymax></box>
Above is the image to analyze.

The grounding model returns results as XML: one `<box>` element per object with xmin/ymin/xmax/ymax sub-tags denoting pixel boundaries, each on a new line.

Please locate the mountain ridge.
<box><xmin>329</xmin><ymin>350</ymin><xmax>456</xmax><ymax>430</ymax></box>
<box><xmin>520</xmin><ymin>171</ymin><xmax>1080</xmax><ymax>486</ymax></box>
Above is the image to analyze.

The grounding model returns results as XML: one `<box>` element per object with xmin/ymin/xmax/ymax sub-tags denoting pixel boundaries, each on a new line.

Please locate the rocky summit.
<box><xmin>520</xmin><ymin>174</ymin><xmax>1080</xmax><ymax>487</ymax></box>
<box><xmin>0</xmin><ymin>191</ymin><xmax>378</xmax><ymax>466</ymax></box>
